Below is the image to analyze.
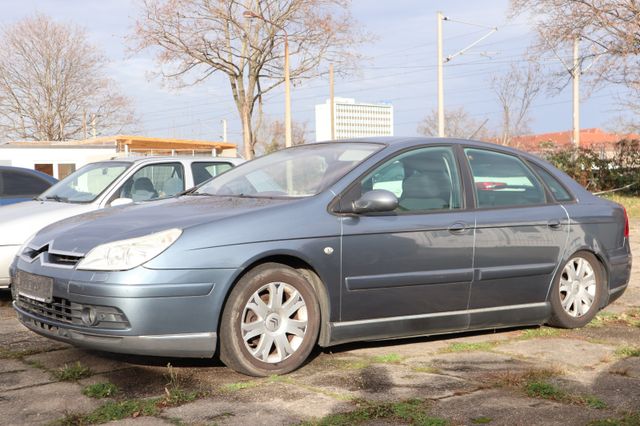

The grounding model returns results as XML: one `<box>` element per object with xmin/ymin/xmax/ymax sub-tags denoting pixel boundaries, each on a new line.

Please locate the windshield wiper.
<box><xmin>42</xmin><ymin>195</ymin><xmax>69</xmax><ymax>202</ymax></box>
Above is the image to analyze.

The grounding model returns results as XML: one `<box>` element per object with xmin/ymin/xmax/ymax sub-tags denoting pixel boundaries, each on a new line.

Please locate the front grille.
<box><xmin>16</xmin><ymin>295</ymin><xmax>130</xmax><ymax>330</ymax></box>
<box><xmin>47</xmin><ymin>253</ymin><xmax>82</xmax><ymax>266</ymax></box>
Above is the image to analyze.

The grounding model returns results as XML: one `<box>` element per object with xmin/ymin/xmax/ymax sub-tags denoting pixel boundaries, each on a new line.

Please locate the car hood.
<box><xmin>34</xmin><ymin>195</ymin><xmax>295</xmax><ymax>254</ymax></box>
<box><xmin>0</xmin><ymin>200</ymin><xmax>96</xmax><ymax>245</ymax></box>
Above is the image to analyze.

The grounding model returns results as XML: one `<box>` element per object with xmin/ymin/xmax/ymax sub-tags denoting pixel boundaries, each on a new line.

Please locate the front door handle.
<box><xmin>548</xmin><ymin>219</ymin><xmax>562</xmax><ymax>229</ymax></box>
<box><xmin>448</xmin><ymin>222</ymin><xmax>468</xmax><ymax>234</ymax></box>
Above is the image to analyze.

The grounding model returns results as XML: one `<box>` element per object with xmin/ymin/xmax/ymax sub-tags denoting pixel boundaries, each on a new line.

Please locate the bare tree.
<box><xmin>254</xmin><ymin>116</ymin><xmax>307</xmax><ymax>155</ymax></box>
<box><xmin>0</xmin><ymin>14</ymin><xmax>136</xmax><ymax>141</ymax></box>
<box><xmin>417</xmin><ymin>107</ymin><xmax>492</xmax><ymax>140</ymax></box>
<box><xmin>133</xmin><ymin>0</ymin><xmax>366</xmax><ymax>159</ymax></box>
<box><xmin>510</xmin><ymin>0</ymin><xmax>640</xmax><ymax>87</ymax></box>
<box><xmin>491</xmin><ymin>62</ymin><xmax>543</xmax><ymax>146</ymax></box>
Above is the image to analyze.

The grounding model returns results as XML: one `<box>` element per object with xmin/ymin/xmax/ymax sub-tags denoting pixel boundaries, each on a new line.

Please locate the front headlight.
<box><xmin>77</xmin><ymin>228</ymin><xmax>182</xmax><ymax>271</ymax></box>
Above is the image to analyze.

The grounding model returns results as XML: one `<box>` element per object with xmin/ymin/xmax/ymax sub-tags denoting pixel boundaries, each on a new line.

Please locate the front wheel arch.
<box><xmin>217</xmin><ymin>255</ymin><xmax>331</xmax><ymax>351</ymax></box>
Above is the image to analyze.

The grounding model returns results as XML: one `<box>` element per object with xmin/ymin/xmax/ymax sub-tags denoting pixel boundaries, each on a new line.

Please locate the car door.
<box><xmin>337</xmin><ymin>146</ymin><xmax>475</xmax><ymax>339</ymax></box>
<box><xmin>464</xmin><ymin>147</ymin><xmax>569</xmax><ymax>326</ymax></box>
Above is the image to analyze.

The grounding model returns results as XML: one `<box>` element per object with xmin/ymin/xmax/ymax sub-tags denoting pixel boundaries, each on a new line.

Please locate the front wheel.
<box><xmin>219</xmin><ymin>263</ymin><xmax>320</xmax><ymax>376</ymax></box>
<box><xmin>548</xmin><ymin>252</ymin><xmax>604</xmax><ymax>328</ymax></box>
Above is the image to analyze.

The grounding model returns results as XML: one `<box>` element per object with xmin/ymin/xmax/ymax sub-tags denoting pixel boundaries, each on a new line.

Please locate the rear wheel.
<box><xmin>219</xmin><ymin>263</ymin><xmax>320</xmax><ymax>376</ymax></box>
<box><xmin>548</xmin><ymin>252</ymin><xmax>604</xmax><ymax>328</ymax></box>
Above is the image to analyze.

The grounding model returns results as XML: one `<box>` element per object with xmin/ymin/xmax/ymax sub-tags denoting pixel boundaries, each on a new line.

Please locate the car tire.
<box><xmin>219</xmin><ymin>263</ymin><xmax>320</xmax><ymax>376</ymax></box>
<box><xmin>548</xmin><ymin>251</ymin><xmax>604</xmax><ymax>329</ymax></box>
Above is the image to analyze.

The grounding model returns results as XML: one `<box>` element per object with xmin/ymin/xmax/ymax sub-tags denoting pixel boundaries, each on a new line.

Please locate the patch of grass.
<box><xmin>82</xmin><ymin>382</ymin><xmax>119</xmax><ymax>399</ymax></box>
<box><xmin>602</xmin><ymin>194</ymin><xmax>640</xmax><ymax>219</ymax></box>
<box><xmin>0</xmin><ymin>347</ymin><xmax>48</xmax><ymax>359</ymax></box>
<box><xmin>471</xmin><ymin>417</ymin><xmax>493</xmax><ymax>424</ymax></box>
<box><xmin>85</xmin><ymin>398</ymin><xmax>160</xmax><ymax>423</ymax></box>
<box><xmin>302</xmin><ymin>399</ymin><xmax>448</xmax><ymax>426</ymax></box>
<box><xmin>441</xmin><ymin>341</ymin><xmax>497</xmax><ymax>353</ymax></box>
<box><xmin>588</xmin><ymin>309</ymin><xmax>640</xmax><ymax>328</ymax></box>
<box><xmin>162</xmin><ymin>363</ymin><xmax>201</xmax><ymax>406</ymax></box>
<box><xmin>52</xmin><ymin>361</ymin><xmax>92</xmax><ymax>381</ymax></box>
<box><xmin>370</xmin><ymin>353</ymin><xmax>404</xmax><ymax>364</ymax></box>
<box><xmin>525</xmin><ymin>380</ymin><xmax>606</xmax><ymax>409</ymax></box>
<box><xmin>519</xmin><ymin>327</ymin><xmax>561</xmax><ymax>339</ymax></box>
<box><xmin>525</xmin><ymin>381</ymin><xmax>566</xmax><ymax>400</ymax></box>
<box><xmin>411</xmin><ymin>364</ymin><xmax>441</xmax><ymax>374</ymax></box>
<box><xmin>490</xmin><ymin>368</ymin><xmax>562</xmax><ymax>388</ymax></box>
<box><xmin>24</xmin><ymin>359</ymin><xmax>47</xmax><ymax>370</ymax></box>
<box><xmin>220</xmin><ymin>380</ymin><xmax>260</xmax><ymax>392</ymax></box>
<box><xmin>52</xmin><ymin>398</ymin><xmax>161</xmax><ymax>425</ymax></box>
<box><xmin>589</xmin><ymin>412</ymin><xmax>640</xmax><ymax>426</ymax></box>
<box><xmin>615</xmin><ymin>346</ymin><xmax>640</xmax><ymax>358</ymax></box>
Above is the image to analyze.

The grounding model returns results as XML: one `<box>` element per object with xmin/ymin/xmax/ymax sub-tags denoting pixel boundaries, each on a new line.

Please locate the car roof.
<box><xmin>310</xmin><ymin>137</ymin><xmax>542</xmax><ymax>159</ymax></box>
<box><xmin>99</xmin><ymin>156</ymin><xmax>243</xmax><ymax>165</ymax></box>
<box><xmin>0</xmin><ymin>165</ymin><xmax>58</xmax><ymax>181</ymax></box>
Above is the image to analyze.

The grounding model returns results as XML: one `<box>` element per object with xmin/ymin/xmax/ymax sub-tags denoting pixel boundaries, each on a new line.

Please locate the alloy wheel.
<box><xmin>241</xmin><ymin>281</ymin><xmax>308</xmax><ymax>363</ymax></box>
<box><xmin>559</xmin><ymin>257</ymin><xmax>597</xmax><ymax>317</ymax></box>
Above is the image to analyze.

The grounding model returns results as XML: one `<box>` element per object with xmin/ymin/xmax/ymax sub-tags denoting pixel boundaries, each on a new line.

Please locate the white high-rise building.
<box><xmin>315</xmin><ymin>98</ymin><xmax>394</xmax><ymax>142</ymax></box>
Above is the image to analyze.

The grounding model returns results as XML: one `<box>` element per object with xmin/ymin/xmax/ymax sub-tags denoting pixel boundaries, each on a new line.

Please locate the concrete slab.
<box><xmin>0</xmin><ymin>368</ymin><xmax>52</xmax><ymax>392</ymax></box>
<box><xmin>427</xmin><ymin>350</ymin><xmax>535</xmax><ymax>381</ymax></box>
<box><xmin>608</xmin><ymin>356</ymin><xmax>640</xmax><ymax>378</ymax></box>
<box><xmin>164</xmin><ymin>389</ymin><xmax>353</xmax><ymax>426</ymax></box>
<box><xmin>494</xmin><ymin>338</ymin><xmax>615</xmax><ymax>368</ymax></box>
<box><xmin>0</xmin><ymin>359</ymin><xmax>26</xmax><ymax>373</ymax></box>
<box><xmin>0</xmin><ymin>381</ymin><xmax>101</xmax><ymax>425</ymax></box>
<box><xmin>24</xmin><ymin>347</ymin><xmax>127</xmax><ymax>375</ymax></box>
<box><xmin>430</xmin><ymin>388</ymin><xmax>613</xmax><ymax>426</ymax></box>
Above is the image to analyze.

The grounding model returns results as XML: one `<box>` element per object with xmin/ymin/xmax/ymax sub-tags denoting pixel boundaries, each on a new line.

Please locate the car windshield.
<box><xmin>196</xmin><ymin>143</ymin><xmax>382</xmax><ymax>198</ymax></box>
<box><xmin>38</xmin><ymin>161</ymin><xmax>131</xmax><ymax>203</ymax></box>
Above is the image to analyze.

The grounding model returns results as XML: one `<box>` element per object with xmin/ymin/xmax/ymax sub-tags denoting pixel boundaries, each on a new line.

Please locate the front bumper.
<box><xmin>17</xmin><ymin>307</ymin><xmax>216</xmax><ymax>357</ymax></box>
<box><xmin>11</xmin><ymin>257</ymin><xmax>237</xmax><ymax>358</ymax></box>
<box><xmin>0</xmin><ymin>245</ymin><xmax>20</xmax><ymax>288</ymax></box>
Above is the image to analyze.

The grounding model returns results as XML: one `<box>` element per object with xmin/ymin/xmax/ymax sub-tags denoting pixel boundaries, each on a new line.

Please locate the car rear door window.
<box><xmin>465</xmin><ymin>148</ymin><xmax>546</xmax><ymax>208</ymax></box>
<box><xmin>360</xmin><ymin>146</ymin><xmax>462</xmax><ymax>212</ymax></box>
<box><xmin>191</xmin><ymin>162</ymin><xmax>233</xmax><ymax>186</ymax></box>
<box><xmin>529</xmin><ymin>162</ymin><xmax>573</xmax><ymax>202</ymax></box>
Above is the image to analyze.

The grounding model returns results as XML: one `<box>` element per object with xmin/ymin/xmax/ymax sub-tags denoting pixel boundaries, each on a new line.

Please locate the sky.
<box><xmin>0</xmin><ymin>0</ymin><xmax>630</xmax><ymax>148</ymax></box>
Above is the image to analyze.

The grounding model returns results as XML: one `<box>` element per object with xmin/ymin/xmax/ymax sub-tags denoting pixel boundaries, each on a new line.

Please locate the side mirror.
<box><xmin>352</xmin><ymin>189</ymin><xmax>398</xmax><ymax>214</ymax></box>
<box><xmin>110</xmin><ymin>197</ymin><xmax>133</xmax><ymax>207</ymax></box>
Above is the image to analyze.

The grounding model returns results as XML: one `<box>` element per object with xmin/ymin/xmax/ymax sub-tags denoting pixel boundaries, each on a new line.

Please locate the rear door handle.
<box><xmin>548</xmin><ymin>219</ymin><xmax>561</xmax><ymax>229</ymax></box>
<box><xmin>448</xmin><ymin>222</ymin><xmax>468</xmax><ymax>234</ymax></box>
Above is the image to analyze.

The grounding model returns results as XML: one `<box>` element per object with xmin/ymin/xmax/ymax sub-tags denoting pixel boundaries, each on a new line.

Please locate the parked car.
<box><xmin>0</xmin><ymin>166</ymin><xmax>57</xmax><ymax>206</ymax></box>
<box><xmin>10</xmin><ymin>138</ymin><xmax>631</xmax><ymax>376</ymax></box>
<box><xmin>0</xmin><ymin>156</ymin><xmax>242</xmax><ymax>288</ymax></box>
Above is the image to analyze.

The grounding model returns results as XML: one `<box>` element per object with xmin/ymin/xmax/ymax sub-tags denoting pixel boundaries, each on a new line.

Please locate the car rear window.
<box><xmin>465</xmin><ymin>148</ymin><xmax>546</xmax><ymax>208</ymax></box>
<box><xmin>0</xmin><ymin>170</ymin><xmax>51</xmax><ymax>197</ymax></box>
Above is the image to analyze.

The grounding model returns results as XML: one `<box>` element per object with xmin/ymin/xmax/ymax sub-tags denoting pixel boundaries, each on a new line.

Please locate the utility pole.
<box><xmin>436</xmin><ymin>14</ymin><xmax>497</xmax><ymax>139</ymax></box>
<box><xmin>221</xmin><ymin>119</ymin><xmax>227</xmax><ymax>142</ymax></box>
<box><xmin>91</xmin><ymin>113</ymin><xmax>96</xmax><ymax>138</ymax></box>
<box><xmin>283</xmin><ymin>32</ymin><xmax>292</xmax><ymax>147</ymax></box>
<box><xmin>329</xmin><ymin>63</ymin><xmax>335</xmax><ymax>140</ymax></box>
<box><xmin>437</xmin><ymin>11</ymin><xmax>445</xmax><ymax>137</ymax></box>
<box><xmin>572</xmin><ymin>37</ymin><xmax>580</xmax><ymax>147</ymax></box>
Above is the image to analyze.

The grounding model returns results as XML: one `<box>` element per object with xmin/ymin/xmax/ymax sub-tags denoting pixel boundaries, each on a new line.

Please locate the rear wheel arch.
<box><xmin>548</xmin><ymin>249</ymin><xmax>606</xmax><ymax>328</ymax></box>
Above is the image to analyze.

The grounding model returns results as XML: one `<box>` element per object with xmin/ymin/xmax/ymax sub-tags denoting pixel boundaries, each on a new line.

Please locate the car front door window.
<box><xmin>120</xmin><ymin>163</ymin><xmax>185</xmax><ymax>202</ymax></box>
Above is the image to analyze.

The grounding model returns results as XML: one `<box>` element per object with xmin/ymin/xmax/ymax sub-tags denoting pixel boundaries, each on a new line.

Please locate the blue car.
<box><xmin>11</xmin><ymin>138</ymin><xmax>632</xmax><ymax>376</ymax></box>
<box><xmin>0</xmin><ymin>166</ymin><xmax>57</xmax><ymax>206</ymax></box>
